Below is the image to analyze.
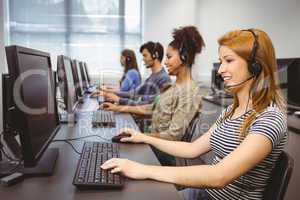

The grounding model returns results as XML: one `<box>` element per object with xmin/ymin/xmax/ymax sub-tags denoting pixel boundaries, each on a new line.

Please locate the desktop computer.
<box><xmin>1</xmin><ymin>45</ymin><xmax>60</xmax><ymax>177</ymax></box>
<box><xmin>79</xmin><ymin>61</ymin><xmax>97</xmax><ymax>94</ymax></box>
<box><xmin>79</xmin><ymin>61</ymin><xmax>89</xmax><ymax>90</ymax></box>
<box><xmin>210</xmin><ymin>62</ymin><xmax>232</xmax><ymax>98</ymax></box>
<box><xmin>286</xmin><ymin>58</ymin><xmax>300</xmax><ymax>112</ymax></box>
<box><xmin>57</xmin><ymin>55</ymin><xmax>79</xmax><ymax>123</ymax></box>
<box><xmin>72</xmin><ymin>59</ymin><xmax>85</xmax><ymax>102</ymax></box>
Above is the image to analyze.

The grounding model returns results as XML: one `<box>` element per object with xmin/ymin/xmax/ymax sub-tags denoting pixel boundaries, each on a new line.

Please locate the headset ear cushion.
<box><xmin>251</xmin><ymin>62</ymin><xmax>262</xmax><ymax>77</ymax></box>
<box><xmin>152</xmin><ymin>51</ymin><xmax>157</xmax><ymax>59</ymax></box>
<box><xmin>180</xmin><ymin>54</ymin><xmax>186</xmax><ymax>62</ymax></box>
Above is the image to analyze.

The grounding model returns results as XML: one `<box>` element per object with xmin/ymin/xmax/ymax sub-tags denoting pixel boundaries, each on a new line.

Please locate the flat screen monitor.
<box><xmin>79</xmin><ymin>61</ymin><xmax>89</xmax><ymax>90</ymax></box>
<box><xmin>286</xmin><ymin>58</ymin><xmax>300</xmax><ymax>110</ymax></box>
<box><xmin>57</xmin><ymin>55</ymin><xmax>78</xmax><ymax>113</ymax></box>
<box><xmin>71</xmin><ymin>60</ymin><xmax>84</xmax><ymax>98</ymax></box>
<box><xmin>5</xmin><ymin>45</ymin><xmax>60</xmax><ymax>168</ymax></box>
<box><xmin>84</xmin><ymin>62</ymin><xmax>91</xmax><ymax>85</ymax></box>
<box><xmin>211</xmin><ymin>62</ymin><xmax>223</xmax><ymax>91</ymax></box>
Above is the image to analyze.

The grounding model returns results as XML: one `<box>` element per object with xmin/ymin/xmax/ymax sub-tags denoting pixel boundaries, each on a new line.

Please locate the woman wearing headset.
<box><xmin>101</xmin><ymin>26</ymin><xmax>204</xmax><ymax>143</ymax></box>
<box><xmin>101</xmin><ymin>29</ymin><xmax>287</xmax><ymax>200</ymax></box>
<box><xmin>102</xmin><ymin>49</ymin><xmax>141</xmax><ymax>93</ymax></box>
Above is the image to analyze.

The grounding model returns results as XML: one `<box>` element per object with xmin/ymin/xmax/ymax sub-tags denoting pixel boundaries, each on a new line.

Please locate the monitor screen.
<box><xmin>84</xmin><ymin>62</ymin><xmax>91</xmax><ymax>84</ymax></box>
<box><xmin>287</xmin><ymin>58</ymin><xmax>300</xmax><ymax>109</ymax></box>
<box><xmin>75</xmin><ymin>60</ymin><xmax>84</xmax><ymax>94</ymax></box>
<box><xmin>71</xmin><ymin>60</ymin><xmax>84</xmax><ymax>98</ymax></box>
<box><xmin>5</xmin><ymin>45</ymin><xmax>60</xmax><ymax>167</ymax></box>
<box><xmin>211</xmin><ymin>62</ymin><xmax>223</xmax><ymax>90</ymax></box>
<box><xmin>79</xmin><ymin>61</ymin><xmax>89</xmax><ymax>89</ymax></box>
<box><xmin>57</xmin><ymin>55</ymin><xmax>77</xmax><ymax>113</ymax></box>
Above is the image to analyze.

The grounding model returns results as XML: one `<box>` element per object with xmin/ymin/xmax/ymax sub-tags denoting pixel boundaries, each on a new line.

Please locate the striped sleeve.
<box><xmin>249</xmin><ymin>109</ymin><xmax>287</xmax><ymax>148</ymax></box>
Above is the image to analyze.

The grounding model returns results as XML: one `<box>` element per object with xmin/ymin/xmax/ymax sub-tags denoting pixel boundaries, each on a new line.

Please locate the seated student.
<box><xmin>94</xmin><ymin>42</ymin><xmax>171</xmax><ymax>105</ymax></box>
<box><xmin>102</xmin><ymin>26</ymin><xmax>205</xmax><ymax>141</ymax></box>
<box><xmin>107</xmin><ymin>49</ymin><xmax>141</xmax><ymax>92</ymax></box>
<box><xmin>101</xmin><ymin>29</ymin><xmax>288</xmax><ymax>200</ymax></box>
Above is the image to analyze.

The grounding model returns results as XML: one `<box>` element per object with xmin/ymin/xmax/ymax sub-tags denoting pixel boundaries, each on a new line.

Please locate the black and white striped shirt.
<box><xmin>206</xmin><ymin>104</ymin><xmax>288</xmax><ymax>200</ymax></box>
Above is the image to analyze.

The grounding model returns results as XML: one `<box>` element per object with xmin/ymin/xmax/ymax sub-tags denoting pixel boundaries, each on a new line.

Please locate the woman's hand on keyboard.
<box><xmin>101</xmin><ymin>102</ymin><xmax>119</xmax><ymax>111</ymax></box>
<box><xmin>101</xmin><ymin>158</ymin><xmax>148</xmax><ymax>179</ymax></box>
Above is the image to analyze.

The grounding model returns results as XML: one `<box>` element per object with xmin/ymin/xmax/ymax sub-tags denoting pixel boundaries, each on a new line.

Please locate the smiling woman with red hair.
<box><xmin>101</xmin><ymin>29</ymin><xmax>288</xmax><ymax>200</ymax></box>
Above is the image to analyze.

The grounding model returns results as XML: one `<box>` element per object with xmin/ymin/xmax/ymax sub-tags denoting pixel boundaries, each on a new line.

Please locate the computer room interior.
<box><xmin>0</xmin><ymin>0</ymin><xmax>300</xmax><ymax>199</ymax></box>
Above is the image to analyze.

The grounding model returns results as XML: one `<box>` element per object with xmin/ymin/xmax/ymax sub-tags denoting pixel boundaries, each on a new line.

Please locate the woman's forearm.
<box><xmin>117</xmin><ymin>105</ymin><xmax>148</xmax><ymax>115</ymax></box>
<box><xmin>143</xmin><ymin>131</ymin><xmax>211</xmax><ymax>159</ymax></box>
<box><xmin>143</xmin><ymin>135</ymin><xmax>196</xmax><ymax>158</ymax></box>
<box><xmin>144</xmin><ymin>165</ymin><xmax>224</xmax><ymax>189</ymax></box>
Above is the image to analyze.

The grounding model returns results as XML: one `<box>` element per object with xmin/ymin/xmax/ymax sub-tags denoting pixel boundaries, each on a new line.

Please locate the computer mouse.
<box><xmin>111</xmin><ymin>132</ymin><xmax>131</xmax><ymax>143</ymax></box>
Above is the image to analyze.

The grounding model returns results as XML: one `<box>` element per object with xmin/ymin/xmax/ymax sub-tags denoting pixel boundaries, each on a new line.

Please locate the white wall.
<box><xmin>0</xmin><ymin>0</ymin><xmax>8</xmax><ymax>133</ymax></box>
<box><xmin>143</xmin><ymin>0</ymin><xmax>203</xmax><ymax>80</ymax></box>
<box><xmin>195</xmin><ymin>0</ymin><xmax>300</xmax><ymax>83</ymax></box>
<box><xmin>143</xmin><ymin>0</ymin><xmax>300</xmax><ymax>84</ymax></box>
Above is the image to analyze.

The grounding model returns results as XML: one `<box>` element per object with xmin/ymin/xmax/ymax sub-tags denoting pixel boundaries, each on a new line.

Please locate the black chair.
<box><xmin>263</xmin><ymin>151</ymin><xmax>294</xmax><ymax>200</ymax></box>
<box><xmin>175</xmin><ymin>111</ymin><xmax>202</xmax><ymax>166</ymax></box>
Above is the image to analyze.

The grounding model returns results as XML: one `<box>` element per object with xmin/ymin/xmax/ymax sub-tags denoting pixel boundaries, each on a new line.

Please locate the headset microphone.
<box><xmin>224</xmin><ymin>75</ymin><xmax>254</xmax><ymax>89</ymax></box>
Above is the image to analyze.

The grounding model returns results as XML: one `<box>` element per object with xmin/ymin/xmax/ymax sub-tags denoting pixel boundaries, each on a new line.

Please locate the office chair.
<box><xmin>175</xmin><ymin>111</ymin><xmax>202</xmax><ymax>167</ymax></box>
<box><xmin>263</xmin><ymin>151</ymin><xmax>294</xmax><ymax>200</ymax></box>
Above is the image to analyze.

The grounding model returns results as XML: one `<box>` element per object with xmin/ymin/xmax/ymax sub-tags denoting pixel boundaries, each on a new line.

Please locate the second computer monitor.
<box><xmin>57</xmin><ymin>55</ymin><xmax>78</xmax><ymax>113</ymax></box>
<box><xmin>79</xmin><ymin>61</ymin><xmax>89</xmax><ymax>90</ymax></box>
<box><xmin>84</xmin><ymin>62</ymin><xmax>91</xmax><ymax>85</ymax></box>
<box><xmin>71</xmin><ymin>59</ymin><xmax>84</xmax><ymax>99</ymax></box>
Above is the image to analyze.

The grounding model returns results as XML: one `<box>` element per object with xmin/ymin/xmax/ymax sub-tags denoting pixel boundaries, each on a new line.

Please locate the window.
<box><xmin>8</xmin><ymin>0</ymin><xmax>142</xmax><ymax>79</ymax></box>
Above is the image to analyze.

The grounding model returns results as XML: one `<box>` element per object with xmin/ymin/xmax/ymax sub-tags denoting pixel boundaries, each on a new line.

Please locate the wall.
<box><xmin>195</xmin><ymin>0</ymin><xmax>300</xmax><ymax>83</ymax></box>
<box><xmin>142</xmin><ymin>0</ymin><xmax>202</xmax><ymax>80</ymax></box>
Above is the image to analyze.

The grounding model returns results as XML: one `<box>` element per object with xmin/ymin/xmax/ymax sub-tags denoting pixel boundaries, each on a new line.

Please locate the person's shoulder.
<box><xmin>127</xmin><ymin>68</ymin><xmax>139</xmax><ymax>75</ymax></box>
<box><xmin>257</xmin><ymin>104</ymin><xmax>285</xmax><ymax>119</ymax></box>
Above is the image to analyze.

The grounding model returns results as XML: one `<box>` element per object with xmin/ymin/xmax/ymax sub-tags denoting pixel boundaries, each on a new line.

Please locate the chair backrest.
<box><xmin>176</xmin><ymin>112</ymin><xmax>202</xmax><ymax>167</ymax></box>
<box><xmin>263</xmin><ymin>151</ymin><xmax>294</xmax><ymax>200</ymax></box>
<box><xmin>181</xmin><ymin>111</ymin><xmax>202</xmax><ymax>142</ymax></box>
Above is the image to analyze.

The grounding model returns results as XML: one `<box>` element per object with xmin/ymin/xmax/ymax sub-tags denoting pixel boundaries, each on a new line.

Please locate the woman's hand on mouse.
<box><xmin>101</xmin><ymin>158</ymin><xmax>149</xmax><ymax>179</ymax></box>
<box><xmin>100</xmin><ymin>102</ymin><xmax>119</xmax><ymax>111</ymax></box>
<box><xmin>118</xmin><ymin>128</ymin><xmax>147</xmax><ymax>143</ymax></box>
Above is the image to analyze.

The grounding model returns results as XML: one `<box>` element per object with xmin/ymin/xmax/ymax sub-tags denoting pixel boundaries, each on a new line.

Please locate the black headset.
<box><xmin>243</xmin><ymin>29</ymin><xmax>262</xmax><ymax>77</ymax></box>
<box><xmin>179</xmin><ymin>42</ymin><xmax>187</xmax><ymax>63</ymax></box>
<box><xmin>151</xmin><ymin>42</ymin><xmax>159</xmax><ymax>60</ymax></box>
<box><xmin>125</xmin><ymin>56</ymin><xmax>131</xmax><ymax>62</ymax></box>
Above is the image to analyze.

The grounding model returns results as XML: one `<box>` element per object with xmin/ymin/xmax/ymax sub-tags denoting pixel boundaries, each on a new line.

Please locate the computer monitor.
<box><xmin>211</xmin><ymin>62</ymin><xmax>224</xmax><ymax>91</ymax></box>
<box><xmin>71</xmin><ymin>59</ymin><xmax>84</xmax><ymax>99</ymax></box>
<box><xmin>57</xmin><ymin>55</ymin><xmax>78</xmax><ymax>113</ymax></box>
<box><xmin>84</xmin><ymin>62</ymin><xmax>92</xmax><ymax>85</ymax></box>
<box><xmin>79</xmin><ymin>61</ymin><xmax>89</xmax><ymax>90</ymax></box>
<box><xmin>286</xmin><ymin>58</ymin><xmax>300</xmax><ymax>110</ymax></box>
<box><xmin>3</xmin><ymin>45</ymin><xmax>60</xmax><ymax>176</ymax></box>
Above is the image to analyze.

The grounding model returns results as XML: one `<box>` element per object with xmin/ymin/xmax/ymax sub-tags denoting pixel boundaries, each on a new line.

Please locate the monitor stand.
<box><xmin>59</xmin><ymin>112</ymin><xmax>77</xmax><ymax>124</ymax></box>
<box><xmin>0</xmin><ymin>148</ymin><xmax>59</xmax><ymax>178</ymax></box>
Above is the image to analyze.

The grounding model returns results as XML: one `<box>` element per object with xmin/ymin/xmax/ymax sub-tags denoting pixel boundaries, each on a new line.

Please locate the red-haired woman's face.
<box><xmin>165</xmin><ymin>46</ymin><xmax>183</xmax><ymax>76</ymax></box>
<box><xmin>218</xmin><ymin>45</ymin><xmax>252</xmax><ymax>92</ymax></box>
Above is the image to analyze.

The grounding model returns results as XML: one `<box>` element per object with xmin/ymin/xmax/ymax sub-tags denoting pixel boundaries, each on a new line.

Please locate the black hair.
<box><xmin>169</xmin><ymin>26</ymin><xmax>205</xmax><ymax>67</ymax></box>
<box><xmin>139</xmin><ymin>41</ymin><xmax>164</xmax><ymax>62</ymax></box>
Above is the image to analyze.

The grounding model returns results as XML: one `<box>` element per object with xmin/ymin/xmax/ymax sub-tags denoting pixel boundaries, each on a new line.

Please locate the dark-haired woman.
<box><xmin>102</xmin><ymin>49</ymin><xmax>141</xmax><ymax>93</ymax></box>
<box><xmin>101</xmin><ymin>29</ymin><xmax>287</xmax><ymax>200</ymax></box>
<box><xmin>101</xmin><ymin>26</ymin><xmax>205</xmax><ymax>142</ymax></box>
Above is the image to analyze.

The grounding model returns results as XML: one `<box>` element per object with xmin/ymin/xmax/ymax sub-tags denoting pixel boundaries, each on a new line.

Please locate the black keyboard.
<box><xmin>92</xmin><ymin>110</ymin><xmax>116</xmax><ymax>127</ymax></box>
<box><xmin>73</xmin><ymin>142</ymin><xmax>124</xmax><ymax>189</ymax></box>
